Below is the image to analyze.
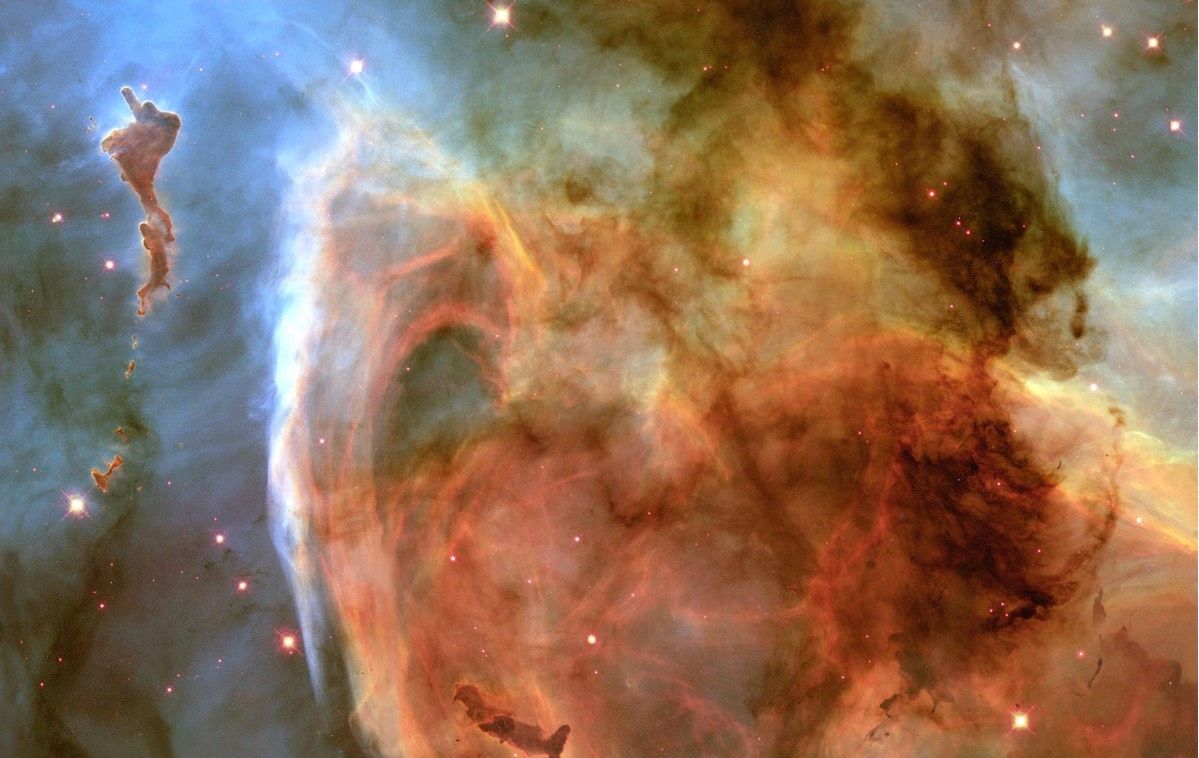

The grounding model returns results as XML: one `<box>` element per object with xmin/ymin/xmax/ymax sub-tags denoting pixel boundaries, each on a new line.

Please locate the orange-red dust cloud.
<box><xmin>101</xmin><ymin>86</ymin><xmax>180</xmax><ymax>316</ymax></box>
<box><xmin>454</xmin><ymin>684</ymin><xmax>570</xmax><ymax>757</ymax></box>
<box><xmin>266</xmin><ymin>3</ymin><xmax>1195</xmax><ymax>755</ymax></box>
<box><xmin>124</xmin><ymin>360</ymin><xmax>136</xmax><ymax>379</ymax></box>
<box><xmin>90</xmin><ymin>454</ymin><xmax>123</xmax><ymax>493</ymax></box>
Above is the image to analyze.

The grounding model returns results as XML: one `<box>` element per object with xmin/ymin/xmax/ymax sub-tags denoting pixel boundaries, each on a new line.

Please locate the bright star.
<box><xmin>349</xmin><ymin>59</ymin><xmax>364</xmax><ymax>75</ymax></box>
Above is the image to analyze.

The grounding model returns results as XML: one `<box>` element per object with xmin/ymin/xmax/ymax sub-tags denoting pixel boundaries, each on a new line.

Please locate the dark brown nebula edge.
<box><xmin>5</xmin><ymin>0</ymin><xmax>1193</xmax><ymax>756</ymax></box>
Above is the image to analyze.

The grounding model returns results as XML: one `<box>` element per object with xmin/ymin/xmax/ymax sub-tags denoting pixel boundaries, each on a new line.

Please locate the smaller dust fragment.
<box><xmin>91</xmin><ymin>455</ymin><xmax>124</xmax><ymax>493</ymax></box>
<box><xmin>453</xmin><ymin>684</ymin><xmax>570</xmax><ymax>758</ymax></box>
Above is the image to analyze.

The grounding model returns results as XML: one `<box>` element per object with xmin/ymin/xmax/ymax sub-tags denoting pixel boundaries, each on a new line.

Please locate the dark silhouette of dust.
<box><xmin>454</xmin><ymin>684</ymin><xmax>570</xmax><ymax>757</ymax></box>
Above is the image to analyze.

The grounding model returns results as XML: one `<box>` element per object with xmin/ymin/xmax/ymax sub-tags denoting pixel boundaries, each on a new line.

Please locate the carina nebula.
<box><xmin>0</xmin><ymin>1</ymin><xmax>1194</xmax><ymax>756</ymax></box>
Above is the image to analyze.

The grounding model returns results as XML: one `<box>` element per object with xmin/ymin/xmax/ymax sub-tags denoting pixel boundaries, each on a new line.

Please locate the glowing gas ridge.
<box><xmin>268</xmin><ymin>113</ymin><xmax>538</xmax><ymax>747</ymax></box>
<box><xmin>268</xmin><ymin>125</ymin><xmax>334</xmax><ymax>700</ymax></box>
<box><xmin>269</xmin><ymin>113</ymin><xmax>456</xmax><ymax>699</ymax></box>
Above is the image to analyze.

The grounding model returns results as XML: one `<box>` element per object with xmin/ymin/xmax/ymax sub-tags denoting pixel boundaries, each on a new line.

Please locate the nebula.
<box><xmin>0</xmin><ymin>0</ymin><xmax>1191</xmax><ymax>755</ymax></box>
<box><xmin>267</xmin><ymin>3</ymin><xmax>1194</xmax><ymax>755</ymax></box>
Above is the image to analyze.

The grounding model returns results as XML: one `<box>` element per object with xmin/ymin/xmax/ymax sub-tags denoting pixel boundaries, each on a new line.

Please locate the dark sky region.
<box><xmin>0</xmin><ymin>1</ymin><xmax>1194</xmax><ymax>756</ymax></box>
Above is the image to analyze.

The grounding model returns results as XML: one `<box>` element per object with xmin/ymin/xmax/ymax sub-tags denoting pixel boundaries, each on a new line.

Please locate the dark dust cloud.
<box><xmin>101</xmin><ymin>86</ymin><xmax>180</xmax><ymax>316</ymax></box>
<box><xmin>0</xmin><ymin>0</ymin><xmax>1194</xmax><ymax>756</ymax></box>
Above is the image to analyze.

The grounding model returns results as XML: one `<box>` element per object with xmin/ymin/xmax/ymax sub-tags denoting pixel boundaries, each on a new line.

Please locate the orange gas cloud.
<box><xmin>268</xmin><ymin>3</ymin><xmax>1192</xmax><ymax>754</ymax></box>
